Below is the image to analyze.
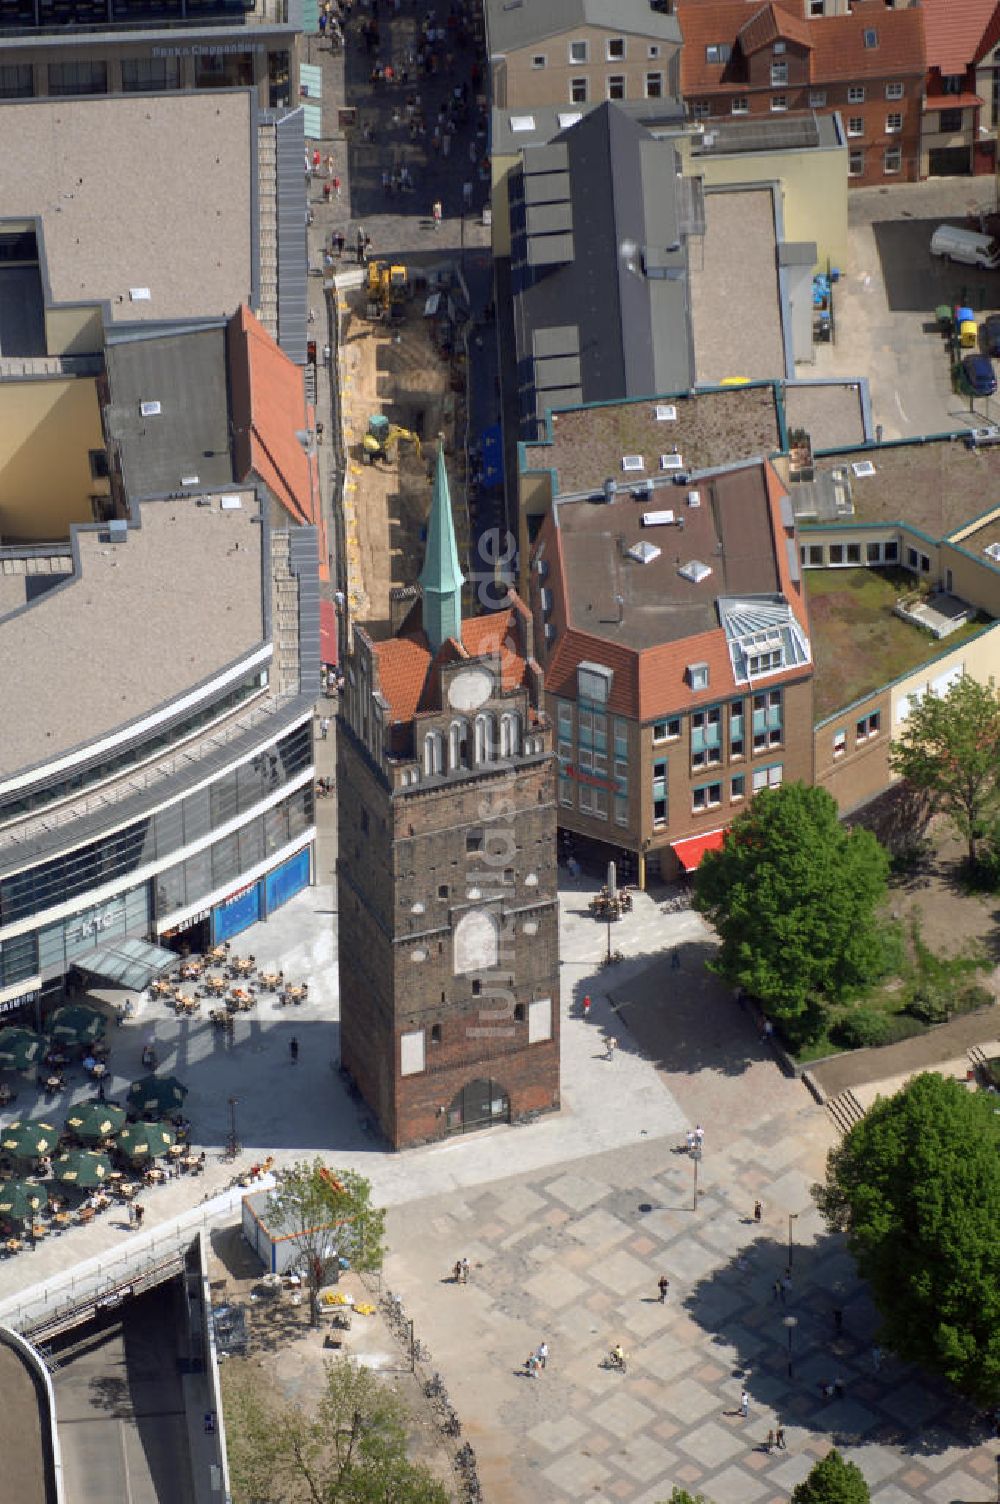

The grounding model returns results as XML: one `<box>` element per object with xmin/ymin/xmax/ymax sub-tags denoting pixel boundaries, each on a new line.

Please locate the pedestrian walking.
<box><xmin>694</xmin><ymin>1124</ymin><xmax>705</xmax><ymax>1147</ymax></box>
<box><xmin>128</xmin><ymin>1202</ymin><xmax>136</xmax><ymax>1227</ymax></box>
<box><xmin>536</xmin><ymin>1341</ymin><xmax>549</xmax><ymax>1369</ymax></box>
<box><xmin>333</xmin><ymin>175</ymin><xmax>341</xmax><ymax>197</ymax></box>
<box><xmin>312</xmin><ymin>147</ymin><xmax>322</xmax><ymax>172</ymax></box>
<box><xmin>657</xmin><ymin>1275</ymin><xmax>670</xmax><ymax>1303</ymax></box>
<box><xmin>134</xmin><ymin>1203</ymin><xmax>145</xmax><ymax>1228</ymax></box>
<box><xmin>775</xmin><ymin>1426</ymin><xmax>786</xmax><ymax>1449</ymax></box>
<box><xmin>605</xmin><ymin>1036</ymin><xmax>617</xmax><ymax>1061</ymax></box>
<box><xmin>323</xmin><ymin>179</ymin><xmax>333</xmax><ymax>202</ymax></box>
<box><xmin>432</xmin><ymin>198</ymin><xmax>442</xmax><ymax>229</ymax></box>
<box><xmin>290</xmin><ymin>1036</ymin><xmax>299</xmax><ymax>1063</ymax></box>
<box><xmin>320</xmin><ymin>716</ymin><xmax>331</xmax><ymax>739</ymax></box>
<box><xmin>765</xmin><ymin>1429</ymin><xmax>774</xmax><ymax>1452</ymax></box>
<box><xmin>739</xmin><ymin>1389</ymin><xmax>749</xmax><ymax>1419</ymax></box>
<box><xmin>334</xmin><ymin>229</ymin><xmax>346</xmax><ymax>256</ymax></box>
<box><xmin>781</xmin><ymin>1271</ymin><xmax>792</xmax><ymax>1302</ymax></box>
<box><xmin>753</xmin><ymin>1199</ymin><xmax>762</xmax><ymax>1223</ymax></box>
<box><xmin>582</xmin><ymin>994</ymin><xmax>591</xmax><ymax>1019</ymax></box>
<box><xmin>772</xmin><ymin>1278</ymin><xmax>782</xmax><ymax>1303</ymax></box>
<box><xmin>326</xmin><ymin>153</ymin><xmax>335</xmax><ymax>177</ymax></box>
<box><xmin>460</xmin><ymin>1256</ymin><xmax>470</xmax><ymax>1284</ymax></box>
<box><xmin>524</xmin><ymin>1352</ymin><xmax>539</xmax><ymax>1378</ymax></box>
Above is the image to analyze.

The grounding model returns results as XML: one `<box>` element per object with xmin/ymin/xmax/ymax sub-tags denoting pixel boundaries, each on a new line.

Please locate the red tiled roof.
<box><xmin>372</xmin><ymin>599</ymin><xmax>532</xmax><ymax>725</ymax></box>
<box><xmin>535</xmin><ymin>459</ymin><xmax>812</xmax><ymax>724</ymax></box>
<box><xmin>922</xmin><ymin>0</ymin><xmax>997</xmax><ymax>74</ymax></box>
<box><xmin>320</xmin><ymin>599</ymin><xmax>338</xmax><ymax>666</ymax></box>
<box><xmin>230</xmin><ymin>305</ymin><xmax>329</xmax><ymax>584</ymax></box>
<box><xmin>976</xmin><ymin>2</ymin><xmax>1000</xmax><ymax>64</ymax></box>
<box><xmin>738</xmin><ymin>2</ymin><xmax>812</xmax><ymax>56</ymax></box>
<box><xmin>923</xmin><ymin>92</ymin><xmax>983</xmax><ymax>112</ymax></box>
<box><xmin>678</xmin><ymin>0</ymin><xmax>925</xmax><ymax>92</ymax></box>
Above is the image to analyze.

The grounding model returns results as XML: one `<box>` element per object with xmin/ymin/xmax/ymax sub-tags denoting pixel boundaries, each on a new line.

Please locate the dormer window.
<box><xmin>687</xmin><ymin>662</ymin><xmax>709</xmax><ymax>691</ymax></box>
<box><xmin>705</xmin><ymin>43</ymin><xmax>731</xmax><ymax>64</ymax></box>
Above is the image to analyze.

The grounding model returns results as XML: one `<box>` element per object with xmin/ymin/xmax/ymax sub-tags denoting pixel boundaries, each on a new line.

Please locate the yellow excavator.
<box><xmin>361</xmin><ymin>414</ymin><xmax>423</xmax><ymax>465</ymax></box>
<box><xmin>365</xmin><ymin>260</ymin><xmax>409</xmax><ymax>321</ymax></box>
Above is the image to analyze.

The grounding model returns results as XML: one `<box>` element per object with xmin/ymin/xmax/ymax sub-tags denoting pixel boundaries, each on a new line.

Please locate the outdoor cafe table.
<box><xmin>53</xmin><ymin>1212</ymin><xmax>71</xmax><ymax>1228</ymax></box>
<box><xmin>286</xmin><ymin>986</ymin><xmax>306</xmax><ymax>1001</ymax></box>
<box><xmin>204</xmin><ymin>977</ymin><xmax>227</xmax><ymax>995</ymax></box>
<box><xmin>260</xmin><ymin>973</ymin><xmax>281</xmax><ymax>988</ymax></box>
<box><xmin>230</xmin><ymin>958</ymin><xmax>254</xmax><ymax>976</ymax></box>
<box><xmin>91</xmin><ymin>1063</ymin><xmax>107</xmax><ymax>1080</ymax></box>
<box><xmin>144</xmin><ymin>1167</ymin><xmax>166</xmax><ymax>1184</ymax></box>
<box><xmin>4</xmin><ymin>1238</ymin><xmax>21</xmax><ymax>1254</ymax></box>
<box><xmin>179</xmin><ymin>962</ymin><xmax>204</xmax><ymax>979</ymax></box>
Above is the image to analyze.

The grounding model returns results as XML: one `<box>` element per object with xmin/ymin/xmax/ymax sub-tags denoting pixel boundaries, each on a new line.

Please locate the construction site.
<box><xmin>332</xmin><ymin>260</ymin><xmax>474</xmax><ymax>637</ymax></box>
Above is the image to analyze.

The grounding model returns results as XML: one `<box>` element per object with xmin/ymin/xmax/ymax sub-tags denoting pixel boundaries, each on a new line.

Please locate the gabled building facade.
<box><xmin>337</xmin><ymin>449</ymin><xmax>559</xmax><ymax>1149</ymax></box>
<box><xmin>676</xmin><ymin>0</ymin><xmax>925</xmax><ymax>187</ymax></box>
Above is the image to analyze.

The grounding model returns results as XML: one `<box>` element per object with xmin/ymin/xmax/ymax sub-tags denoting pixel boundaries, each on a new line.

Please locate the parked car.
<box><xmin>961</xmin><ymin>352</ymin><xmax>997</xmax><ymax>396</ymax></box>
<box><xmin>984</xmin><ymin>315</ymin><xmax>1000</xmax><ymax>357</ymax></box>
<box><xmin>930</xmin><ymin>224</ymin><xmax>1000</xmax><ymax>269</ymax></box>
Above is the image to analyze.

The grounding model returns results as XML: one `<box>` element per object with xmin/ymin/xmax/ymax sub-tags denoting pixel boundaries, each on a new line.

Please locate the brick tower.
<box><xmin>336</xmin><ymin>449</ymin><xmax>560</xmax><ymax>1148</ymax></box>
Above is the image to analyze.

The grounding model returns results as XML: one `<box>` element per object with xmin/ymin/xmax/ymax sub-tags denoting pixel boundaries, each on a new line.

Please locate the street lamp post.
<box><xmin>226</xmin><ymin>1096</ymin><xmax>240</xmax><ymax>1160</ymax></box>
<box><xmin>784</xmin><ymin>1314</ymin><xmax>798</xmax><ymax>1379</ymax></box>
<box><xmin>691</xmin><ymin>1146</ymin><xmax>702</xmax><ymax>1211</ymax></box>
<box><xmin>787</xmin><ymin>1212</ymin><xmax>798</xmax><ymax>1268</ymax></box>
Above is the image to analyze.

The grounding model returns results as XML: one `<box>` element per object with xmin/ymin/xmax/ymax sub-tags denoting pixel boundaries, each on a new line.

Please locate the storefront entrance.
<box><xmin>445</xmin><ymin>1078</ymin><xmax>510</xmax><ymax>1135</ymax></box>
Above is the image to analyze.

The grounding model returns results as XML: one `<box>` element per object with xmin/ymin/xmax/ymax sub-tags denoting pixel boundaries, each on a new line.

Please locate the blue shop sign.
<box><xmin>265</xmin><ymin>848</ymin><xmax>310</xmax><ymax>914</ymax></box>
<box><xmin>212</xmin><ymin>881</ymin><xmax>262</xmax><ymax>943</ymax></box>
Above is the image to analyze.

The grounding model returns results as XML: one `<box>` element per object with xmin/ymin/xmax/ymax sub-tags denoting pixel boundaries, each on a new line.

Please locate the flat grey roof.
<box><xmin>690</xmin><ymin>189</ymin><xmax>785</xmax><ymax>385</ymax></box>
<box><xmin>486</xmin><ymin>0</ymin><xmax>680</xmax><ymax>57</ymax></box>
<box><xmin>0</xmin><ymin>93</ymin><xmax>254</xmax><ymax>326</ymax></box>
<box><xmin>105</xmin><ymin>326</ymin><xmax>236</xmax><ymax>498</ymax></box>
<box><xmin>554</xmin><ymin>461</ymin><xmax>780</xmax><ymax>650</ymax></box>
<box><xmin>690</xmin><ymin>111</ymin><xmax>842</xmax><ymax>158</ymax></box>
<box><xmin>0</xmin><ymin>491</ymin><xmax>265</xmax><ymax>781</ymax></box>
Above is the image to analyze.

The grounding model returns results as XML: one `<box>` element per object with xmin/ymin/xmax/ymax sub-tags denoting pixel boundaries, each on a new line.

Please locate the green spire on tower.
<box><xmin>419</xmin><ymin>443</ymin><xmax>465</xmax><ymax>652</ymax></box>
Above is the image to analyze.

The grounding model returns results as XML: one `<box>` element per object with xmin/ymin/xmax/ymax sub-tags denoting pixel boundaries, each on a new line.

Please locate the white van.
<box><xmin>930</xmin><ymin>224</ymin><xmax>1000</xmax><ymax>270</ymax></box>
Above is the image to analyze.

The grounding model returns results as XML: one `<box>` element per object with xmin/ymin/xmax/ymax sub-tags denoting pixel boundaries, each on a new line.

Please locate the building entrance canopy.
<box><xmin>670</xmin><ymin>828</ymin><xmax>727</xmax><ymax>873</ymax></box>
<box><xmin>75</xmin><ymin>937</ymin><xmax>177</xmax><ymax>991</ymax></box>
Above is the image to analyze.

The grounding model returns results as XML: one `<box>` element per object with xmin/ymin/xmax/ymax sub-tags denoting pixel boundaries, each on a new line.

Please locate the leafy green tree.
<box><xmin>660</xmin><ymin>1492</ymin><xmax>711</xmax><ymax>1504</ymax></box>
<box><xmin>267</xmin><ymin>1159</ymin><xmax>386</xmax><ymax>1325</ymax></box>
<box><xmin>693</xmin><ymin>783</ymin><xmax>889</xmax><ymax>1025</ymax></box>
<box><xmin>224</xmin><ymin>1357</ymin><xmax>449</xmax><ymax>1504</ymax></box>
<box><xmin>791</xmin><ymin>1450</ymin><xmax>870</xmax><ymax>1504</ymax></box>
<box><xmin>815</xmin><ymin>1072</ymin><xmax>1000</xmax><ymax>1404</ymax></box>
<box><xmin>889</xmin><ymin>673</ymin><xmax>1000</xmax><ymax>865</ymax></box>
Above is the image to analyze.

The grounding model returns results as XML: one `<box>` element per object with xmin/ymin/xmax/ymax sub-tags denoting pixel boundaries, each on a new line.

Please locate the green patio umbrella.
<box><xmin>52</xmin><ymin>1150</ymin><xmax>112</xmax><ymax>1189</ymax></box>
<box><xmin>126</xmin><ymin>1074</ymin><xmax>188</xmax><ymax>1117</ymax></box>
<box><xmin>47</xmin><ymin>1004</ymin><xmax>106</xmax><ymax>1047</ymax></box>
<box><xmin>0</xmin><ymin>1179</ymin><xmax>48</xmax><ymax>1224</ymax></box>
<box><xmin>115</xmin><ymin>1120</ymin><xmax>175</xmax><ymax>1161</ymax></box>
<box><xmin>0</xmin><ymin>1027</ymin><xmax>43</xmax><ymax>1072</ymax></box>
<box><xmin>1</xmin><ymin>1120</ymin><xmax>58</xmax><ymax>1160</ymax></box>
<box><xmin>64</xmin><ymin>1102</ymin><xmax>126</xmax><ymax>1144</ymax></box>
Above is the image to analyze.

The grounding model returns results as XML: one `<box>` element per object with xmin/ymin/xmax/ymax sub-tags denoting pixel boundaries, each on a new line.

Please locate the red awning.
<box><xmin>320</xmin><ymin>599</ymin><xmax>338</xmax><ymax>666</ymax></box>
<box><xmin>671</xmin><ymin>828</ymin><xmax>727</xmax><ymax>873</ymax></box>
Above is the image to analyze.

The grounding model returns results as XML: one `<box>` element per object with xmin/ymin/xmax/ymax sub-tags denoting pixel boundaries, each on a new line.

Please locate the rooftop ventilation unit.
<box><xmin>660</xmin><ymin>453</ymin><xmax>684</xmax><ymax>470</ymax></box>
<box><xmin>181</xmin><ymin>474</ymin><xmax>200</xmax><ymax>487</ymax></box>
<box><xmin>630</xmin><ymin>479</ymin><xmax>654</xmax><ymax>498</ymax></box>
<box><xmin>621</xmin><ymin>454</ymin><xmax>645</xmax><ymax>473</ymax></box>
<box><xmin>540</xmin><ymin>587</ymin><xmax>553</xmax><ymax>612</ymax></box>
<box><xmin>678</xmin><ymin>559</ymin><xmax>712</xmax><ymax>584</ymax></box>
<box><xmin>220</xmin><ymin>496</ymin><xmax>243</xmax><ymax>510</ymax></box>
<box><xmin>557</xmin><ymin>111</ymin><xmax>582</xmax><ymax>128</ymax></box>
<box><xmin>966</xmin><ymin>425</ymin><xmax>1000</xmax><ymax>448</ymax></box>
<box><xmin>655</xmin><ymin>404</ymin><xmax>677</xmax><ymax>422</ymax></box>
<box><xmin>642</xmin><ymin>509</ymin><xmax>675</xmax><ymax>527</ymax></box>
<box><xmin>984</xmin><ymin>542</ymin><xmax>1000</xmax><ymax>562</ymax></box>
<box><xmin>139</xmin><ymin>400</ymin><xmax>161</xmax><ymax>417</ymax></box>
<box><xmin>687</xmin><ymin>489</ymin><xmax>701</xmax><ymax>508</ymax></box>
<box><xmin>510</xmin><ymin>115</ymin><xmax>535</xmax><ymax>132</ymax></box>
<box><xmin>108</xmin><ymin>520</ymin><xmax>128</xmax><ymax>543</ymax></box>
<box><xmin>628</xmin><ymin>540</ymin><xmax>661</xmax><ymax>564</ymax></box>
<box><xmin>129</xmin><ymin>287</ymin><xmax>151</xmax><ymax>301</ymax></box>
<box><xmin>603</xmin><ymin>478</ymin><xmax>617</xmax><ymax>504</ymax></box>
<box><xmin>851</xmin><ymin>460</ymin><xmax>876</xmax><ymax>478</ymax></box>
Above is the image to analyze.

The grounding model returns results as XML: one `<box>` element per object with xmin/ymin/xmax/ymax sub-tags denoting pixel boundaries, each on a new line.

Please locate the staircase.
<box><xmin>826</xmin><ymin>1088</ymin><xmax>866</xmax><ymax>1136</ymax></box>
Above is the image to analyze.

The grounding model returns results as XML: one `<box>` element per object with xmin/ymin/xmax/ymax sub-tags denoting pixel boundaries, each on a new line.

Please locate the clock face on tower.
<box><xmin>447</xmin><ymin>666</ymin><xmax>493</xmax><ymax>712</ymax></box>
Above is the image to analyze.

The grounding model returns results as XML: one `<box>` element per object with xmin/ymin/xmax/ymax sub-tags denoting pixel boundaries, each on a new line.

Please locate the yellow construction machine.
<box><xmin>365</xmin><ymin>260</ymin><xmax>409</xmax><ymax>321</ymax></box>
<box><xmin>361</xmin><ymin>414</ymin><xmax>423</xmax><ymax>465</ymax></box>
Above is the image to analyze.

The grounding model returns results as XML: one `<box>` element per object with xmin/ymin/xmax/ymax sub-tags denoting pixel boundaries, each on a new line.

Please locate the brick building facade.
<box><xmin>337</xmin><ymin>449</ymin><xmax>560</xmax><ymax>1149</ymax></box>
<box><xmin>676</xmin><ymin>0</ymin><xmax>925</xmax><ymax>188</ymax></box>
<box><xmin>527</xmin><ymin>456</ymin><xmax>815</xmax><ymax>886</ymax></box>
